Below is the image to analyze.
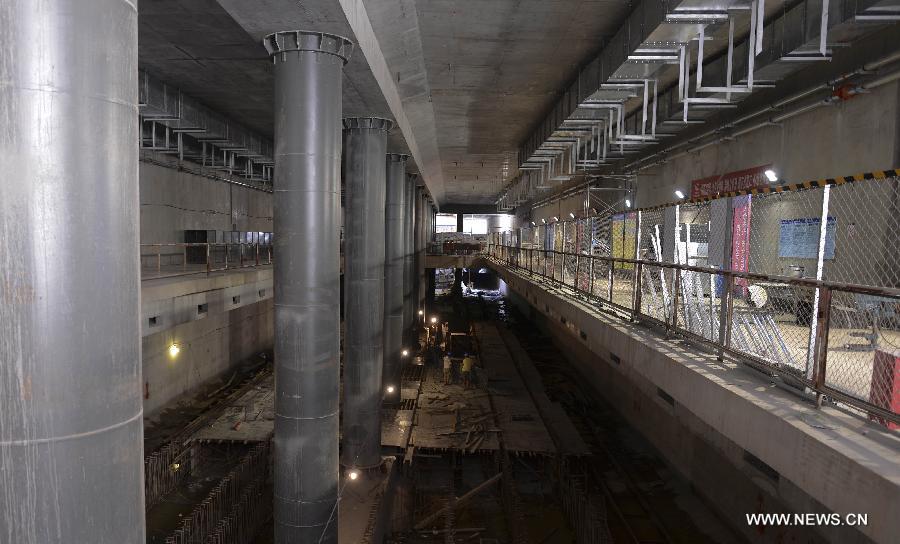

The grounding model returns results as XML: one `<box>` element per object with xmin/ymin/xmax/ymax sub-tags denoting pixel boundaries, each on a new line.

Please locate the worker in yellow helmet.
<box><xmin>461</xmin><ymin>353</ymin><xmax>474</xmax><ymax>389</ymax></box>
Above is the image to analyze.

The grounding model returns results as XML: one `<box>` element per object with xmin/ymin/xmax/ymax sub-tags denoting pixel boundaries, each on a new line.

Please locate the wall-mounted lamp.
<box><xmin>625</xmin><ymin>199</ymin><xmax>632</xmax><ymax>208</ymax></box>
<box><xmin>541</xmin><ymin>218</ymin><xmax>546</xmax><ymax>224</ymax></box>
<box><xmin>764</xmin><ymin>169</ymin><xmax>778</xmax><ymax>182</ymax></box>
<box><xmin>552</xmin><ymin>216</ymin><xmax>559</xmax><ymax>222</ymax></box>
<box><xmin>674</xmin><ymin>190</ymin><xmax>685</xmax><ymax>199</ymax></box>
<box><xmin>568</xmin><ymin>212</ymin><xmax>576</xmax><ymax>219</ymax></box>
<box><xmin>168</xmin><ymin>343</ymin><xmax>180</xmax><ymax>358</ymax></box>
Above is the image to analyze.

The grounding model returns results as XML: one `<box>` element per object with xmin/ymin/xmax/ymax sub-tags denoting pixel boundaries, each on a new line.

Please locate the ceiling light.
<box><xmin>764</xmin><ymin>169</ymin><xmax>778</xmax><ymax>182</ymax></box>
<box><xmin>674</xmin><ymin>189</ymin><xmax>685</xmax><ymax>199</ymax></box>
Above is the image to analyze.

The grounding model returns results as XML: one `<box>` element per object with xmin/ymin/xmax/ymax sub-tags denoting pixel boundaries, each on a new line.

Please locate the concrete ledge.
<box><xmin>141</xmin><ymin>267</ymin><xmax>273</xmax><ymax>337</ymax></box>
<box><xmin>425</xmin><ymin>254</ymin><xmax>477</xmax><ymax>269</ymax></box>
<box><xmin>488</xmin><ymin>259</ymin><xmax>900</xmax><ymax>544</ymax></box>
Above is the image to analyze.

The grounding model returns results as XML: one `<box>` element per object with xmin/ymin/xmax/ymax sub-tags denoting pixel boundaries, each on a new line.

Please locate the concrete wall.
<box><xmin>137</xmin><ymin>162</ymin><xmax>279</xmax><ymax>415</ymax></box>
<box><xmin>142</xmin><ymin>298</ymin><xmax>273</xmax><ymax>415</ymax></box>
<box><xmin>140</xmin><ymin>268</ymin><xmax>275</xmax><ymax>415</ymax></box>
<box><xmin>635</xmin><ymin>81</ymin><xmax>900</xmax><ymax>209</ymax></box>
<box><xmin>139</xmin><ymin>160</ymin><xmax>273</xmax><ymax>244</ymax></box>
<box><xmin>489</xmin><ymin>259</ymin><xmax>900</xmax><ymax>544</ymax></box>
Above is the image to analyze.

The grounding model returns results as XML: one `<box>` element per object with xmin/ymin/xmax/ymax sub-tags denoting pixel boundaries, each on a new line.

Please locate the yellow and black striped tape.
<box><xmin>638</xmin><ymin>168</ymin><xmax>899</xmax><ymax>211</ymax></box>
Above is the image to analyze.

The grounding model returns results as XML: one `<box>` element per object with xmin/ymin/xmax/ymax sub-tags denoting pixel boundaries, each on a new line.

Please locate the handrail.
<box><xmin>485</xmin><ymin>243</ymin><xmax>900</xmax><ymax>427</ymax></box>
<box><xmin>140</xmin><ymin>242</ymin><xmax>273</xmax><ymax>280</ymax></box>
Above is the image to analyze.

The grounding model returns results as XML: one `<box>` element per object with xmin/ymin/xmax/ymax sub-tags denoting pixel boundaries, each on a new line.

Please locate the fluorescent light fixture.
<box><xmin>569</xmin><ymin>212</ymin><xmax>576</xmax><ymax>219</ymax></box>
<box><xmin>674</xmin><ymin>189</ymin><xmax>685</xmax><ymax>199</ymax></box>
<box><xmin>625</xmin><ymin>199</ymin><xmax>632</xmax><ymax>208</ymax></box>
<box><xmin>764</xmin><ymin>169</ymin><xmax>778</xmax><ymax>182</ymax></box>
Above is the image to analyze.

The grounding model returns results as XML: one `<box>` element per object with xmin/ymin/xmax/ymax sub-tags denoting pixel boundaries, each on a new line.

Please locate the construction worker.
<box><xmin>443</xmin><ymin>352</ymin><xmax>452</xmax><ymax>384</ymax></box>
<box><xmin>461</xmin><ymin>353</ymin><xmax>474</xmax><ymax>389</ymax></box>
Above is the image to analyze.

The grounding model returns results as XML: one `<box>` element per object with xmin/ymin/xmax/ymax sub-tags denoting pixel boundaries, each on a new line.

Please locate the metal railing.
<box><xmin>485</xmin><ymin>243</ymin><xmax>900</xmax><ymax>427</ymax></box>
<box><xmin>140</xmin><ymin>242</ymin><xmax>273</xmax><ymax>280</ymax></box>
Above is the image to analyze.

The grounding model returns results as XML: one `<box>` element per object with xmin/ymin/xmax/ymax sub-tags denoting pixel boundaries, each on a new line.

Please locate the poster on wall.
<box><xmin>779</xmin><ymin>217</ymin><xmax>836</xmax><ymax>259</ymax></box>
<box><xmin>731</xmin><ymin>195</ymin><xmax>752</xmax><ymax>293</ymax></box>
<box><xmin>691</xmin><ymin>164</ymin><xmax>773</xmax><ymax>199</ymax></box>
<box><xmin>611</xmin><ymin>212</ymin><xmax>636</xmax><ymax>270</ymax></box>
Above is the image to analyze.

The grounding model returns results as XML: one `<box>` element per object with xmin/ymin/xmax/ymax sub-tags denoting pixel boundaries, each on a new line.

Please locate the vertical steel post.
<box><xmin>342</xmin><ymin>118</ymin><xmax>392</xmax><ymax>468</ymax></box>
<box><xmin>265</xmin><ymin>30</ymin><xmax>352</xmax><ymax>544</ymax></box>
<box><xmin>812</xmin><ymin>287</ymin><xmax>833</xmax><ymax>406</ymax></box>
<box><xmin>403</xmin><ymin>174</ymin><xmax>415</xmax><ymax>344</ymax></box>
<box><xmin>806</xmin><ymin>185</ymin><xmax>831</xmax><ymax>382</ymax></box>
<box><xmin>719</xmin><ymin>274</ymin><xmax>735</xmax><ymax>360</ymax></box>
<box><xmin>716</xmin><ymin>198</ymin><xmax>735</xmax><ymax>361</ymax></box>
<box><xmin>384</xmin><ymin>154</ymin><xmax>408</xmax><ymax>401</ymax></box>
<box><xmin>0</xmin><ymin>0</ymin><xmax>145</xmax><ymax>541</ymax></box>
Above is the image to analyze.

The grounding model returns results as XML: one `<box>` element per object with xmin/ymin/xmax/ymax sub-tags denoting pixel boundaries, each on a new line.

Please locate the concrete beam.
<box><xmin>337</xmin><ymin>0</ymin><xmax>446</xmax><ymax>204</ymax></box>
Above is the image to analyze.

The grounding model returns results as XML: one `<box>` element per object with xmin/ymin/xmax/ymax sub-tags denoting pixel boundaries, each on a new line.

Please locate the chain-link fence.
<box><xmin>487</xmin><ymin>173</ymin><xmax>900</xmax><ymax>428</ymax></box>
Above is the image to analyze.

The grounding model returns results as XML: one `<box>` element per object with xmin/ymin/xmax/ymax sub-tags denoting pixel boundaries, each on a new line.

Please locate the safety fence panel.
<box><xmin>639</xmin><ymin>264</ymin><xmax>676</xmax><ymax>324</ymax></box>
<box><xmin>824</xmin><ymin>177</ymin><xmax>900</xmax><ymax>286</ymax></box>
<box><xmin>638</xmin><ymin>208</ymin><xmax>666</xmax><ymax>261</ymax></box>
<box><xmin>672</xmin><ymin>266</ymin><xmax>720</xmax><ymax>343</ymax></box>
<box><xmin>731</xmin><ymin>278</ymin><xmax>813</xmax><ymax>373</ymax></box>
<box><xmin>746</xmin><ymin>188</ymin><xmax>824</xmax><ymax>277</ymax></box>
<box><xmin>589</xmin><ymin>215</ymin><xmax>613</xmax><ymax>258</ymax></box>
<box><xmin>488</xmin><ymin>172</ymin><xmax>900</xmax><ymax>427</ymax></box>
<box><xmin>590</xmin><ymin>257</ymin><xmax>613</xmax><ymax>302</ymax></box>
<box><xmin>824</xmin><ymin>289</ymin><xmax>900</xmax><ymax>416</ymax></box>
<box><xmin>610</xmin><ymin>212</ymin><xmax>637</xmax><ymax>271</ymax></box>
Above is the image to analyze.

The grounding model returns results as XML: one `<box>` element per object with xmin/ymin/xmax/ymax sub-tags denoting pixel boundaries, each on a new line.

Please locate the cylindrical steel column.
<box><xmin>416</xmin><ymin>189</ymin><xmax>427</xmax><ymax>312</ymax></box>
<box><xmin>264</xmin><ymin>30</ymin><xmax>353</xmax><ymax>544</ymax></box>
<box><xmin>0</xmin><ymin>1</ymin><xmax>144</xmax><ymax>542</ymax></box>
<box><xmin>384</xmin><ymin>154</ymin><xmax>409</xmax><ymax>399</ymax></box>
<box><xmin>341</xmin><ymin>117</ymin><xmax>392</xmax><ymax>468</ymax></box>
<box><xmin>403</xmin><ymin>174</ymin><xmax>417</xmax><ymax>342</ymax></box>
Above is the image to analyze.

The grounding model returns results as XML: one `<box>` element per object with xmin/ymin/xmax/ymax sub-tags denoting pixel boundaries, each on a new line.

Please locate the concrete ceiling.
<box><xmin>137</xmin><ymin>0</ymin><xmax>629</xmax><ymax>206</ymax></box>
<box><xmin>396</xmin><ymin>0</ymin><xmax>630</xmax><ymax>204</ymax></box>
<box><xmin>138</xmin><ymin>0</ymin><xmax>414</xmax><ymax>169</ymax></box>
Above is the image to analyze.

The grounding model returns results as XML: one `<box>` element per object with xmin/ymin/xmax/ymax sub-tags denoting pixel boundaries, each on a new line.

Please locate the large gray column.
<box><xmin>384</xmin><ymin>154</ymin><xmax>409</xmax><ymax>399</ymax></box>
<box><xmin>416</xmin><ymin>189</ymin><xmax>427</xmax><ymax>311</ymax></box>
<box><xmin>264</xmin><ymin>30</ymin><xmax>352</xmax><ymax>544</ymax></box>
<box><xmin>403</xmin><ymin>175</ymin><xmax>417</xmax><ymax>341</ymax></box>
<box><xmin>0</xmin><ymin>1</ymin><xmax>144</xmax><ymax>542</ymax></box>
<box><xmin>341</xmin><ymin>118</ymin><xmax>392</xmax><ymax>468</ymax></box>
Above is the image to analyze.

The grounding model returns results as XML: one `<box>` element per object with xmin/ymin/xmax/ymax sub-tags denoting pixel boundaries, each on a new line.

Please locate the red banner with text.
<box><xmin>690</xmin><ymin>164</ymin><xmax>772</xmax><ymax>199</ymax></box>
